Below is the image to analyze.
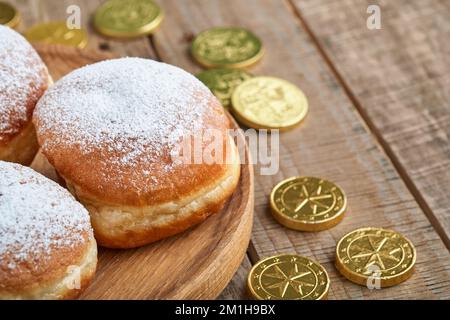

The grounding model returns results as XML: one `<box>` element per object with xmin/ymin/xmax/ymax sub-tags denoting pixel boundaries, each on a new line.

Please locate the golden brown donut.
<box><xmin>33</xmin><ymin>58</ymin><xmax>241</xmax><ymax>248</ymax></box>
<box><xmin>0</xmin><ymin>161</ymin><xmax>97</xmax><ymax>299</ymax></box>
<box><xmin>0</xmin><ymin>25</ymin><xmax>49</xmax><ymax>165</ymax></box>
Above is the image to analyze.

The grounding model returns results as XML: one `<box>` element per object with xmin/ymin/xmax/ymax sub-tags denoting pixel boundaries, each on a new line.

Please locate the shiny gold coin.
<box><xmin>231</xmin><ymin>76</ymin><xmax>308</xmax><ymax>130</ymax></box>
<box><xmin>196</xmin><ymin>68</ymin><xmax>253</xmax><ymax>109</ymax></box>
<box><xmin>0</xmin><ymin>2</ymin><xmax>20</xmax><ymax>28</ymax></box>
<box><xmin>24</xmin><ymin>22</ymin><xmax>88</xmax><ymax>48</ymax></box>
<box><xmin>248</xmin><ymin>254</ymin><xmax>329</xmax><ymax>300</ymax></box>
<box><xmin>191</xmin><ymin>27</ymin><xmax>263</xmax><ymax>69</ymax></box>
<box><xmin>270</xmin><ymin>176</ymin><xmax>346</xmax><ymax>231</ymax></box>
<box><xmin>94</xmin><ymin>0</ymin><xmax>163</xmax><ymax>38</ymax></box>
<box><xmin>335</xmin><ymin>227</ymin><xmax>416</xmax><ymax>287</ymax></box>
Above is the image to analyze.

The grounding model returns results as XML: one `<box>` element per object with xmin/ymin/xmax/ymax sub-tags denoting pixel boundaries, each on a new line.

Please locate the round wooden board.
<box><xmin>30</xmin><ymin>44</ymin><xmax>254</xmax><ymax>299</ymax></box>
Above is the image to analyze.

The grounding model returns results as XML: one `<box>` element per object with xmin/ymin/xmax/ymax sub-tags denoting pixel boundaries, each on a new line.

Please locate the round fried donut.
<box><xmin>0</xmin><ymin>161</ymin><xmax>97</xmax><ymax>299</ymax></box>
<box><xmin>33</xmin><ymin>58</ymin><xmax>241</xmax><ymax>248</ymax></box>
<box><xmin>0</xmin><ymin>25</ymin><xmax>50</xmax><ymax>165</ymax></box>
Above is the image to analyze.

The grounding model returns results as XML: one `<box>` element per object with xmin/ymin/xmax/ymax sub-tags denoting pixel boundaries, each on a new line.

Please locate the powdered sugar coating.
<box><xmin>0</xmin><ymin>25</ymin><xmax>48</xmax><ymax>143</ymax></box>
<box><xmin>33</xmin><ymin>58</ymin><xmax>231</xmax><ymax>205</ymax></box>
<box><xmin>34</xmin><ymin>58</ymin><xmax>219</xmax><ymax>183</ymax></box>
<box><xmin>0</xmin><ymin>161</ymin><xmax>92</xmax><ymax>269</ymax></box>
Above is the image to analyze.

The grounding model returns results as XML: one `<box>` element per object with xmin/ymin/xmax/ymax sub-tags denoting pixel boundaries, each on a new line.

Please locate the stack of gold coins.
<box><xmin>0</xmin><ymin>2</ymin><xmax>20</xmax><ymax>28</ymax></box>
<box><xmin>196</xmin><ymin>68</ymin><xmax>252</xmax><ymax>109</ymax></box>
<box><xmin>247</xmin><ymin>254</ymin><xmax>329</xmax><ymax>300</ymax></box>
<box><xmin>191</xmin><ymin>27</ymin><xmax>263</xmax><ymax>69</ymax></box>
<box><xmin>335</xmin><ymin>227</ymin><xmax>416</xmax><ymax>288</ymax></box>
<box><xmin>94</xmin><ymin>0</ymin><xmax>163</xmax><ymax>38</ymax></box>
<box><xmin>24</xmin><ymin>21</ymin><xmax>88</xmax><ymax>48</ymax></box>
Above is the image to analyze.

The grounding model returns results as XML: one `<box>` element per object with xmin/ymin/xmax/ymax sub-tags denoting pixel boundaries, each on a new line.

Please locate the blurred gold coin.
<box><xmin>191</xmin><ymin>27</ymin><xmax>263</xmax><ymax>69</ymax></box>
<box><xmin>0</xmin><ymin>2</ymin><xmax>20</xmax><ymax>28</ymax></box>
<box><xmin>335</xmin><ymin>227</ymin><xmax>416</xmax><ymax>287</ymax></box>
<box><xmin>24</xmin><ymin>22</ymin><xmax>88</xmax><ymax>48</ymax></box>
<box><xmin>270</xmin><ymin>176</ymin><xmax>346</xmax><ymax>231</ymax></box>
<box><xmin>94</xmin><ymin>0</ymin><xmax>163</xmax><ymax>38</ymax></box>
<box><xmin>248</xmin><ymin>254</ymin><xmax>329</xmax><ymax>300</ymax></box>
<box><xmin>231</xmin><ymin>76</ymin><xmax>308</xmax><ymax>130</ymax></box>
<box><xmin>196</xmin><ymin>68</ymin><xmax>253</xmax><ymax>109</ymax></box>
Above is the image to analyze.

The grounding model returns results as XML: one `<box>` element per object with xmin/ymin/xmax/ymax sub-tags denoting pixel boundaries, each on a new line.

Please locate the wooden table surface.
<box><xmin>12</xmin><ymin>0</ymin><xmax>450</xmax><ymax>299</ymax></box>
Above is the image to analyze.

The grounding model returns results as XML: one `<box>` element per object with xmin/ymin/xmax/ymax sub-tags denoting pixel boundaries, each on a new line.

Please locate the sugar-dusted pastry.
<box><xmin>33</xmin><ymin>58</ymin><xmax>241</xmax><ymax>248</ymax></box>
<box><xmin>0</xmin><ymin>25</ymin><xmax>50</xmax><ymax>164</ymax></box>
<box><xmin>0</xmin><ymin>161</ymin><xmax>97</xmax><ymax>299</ymax></box>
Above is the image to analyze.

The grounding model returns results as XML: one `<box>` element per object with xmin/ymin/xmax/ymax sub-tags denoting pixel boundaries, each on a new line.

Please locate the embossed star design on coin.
<box><xmin>270</xmin><ymin>177</ymin><xmax>346</xmax><ymax>231</ymax></box>
<box><xmin>248</xmin><ymin>254</ymin><xmax>329</xmax><ymax>300</ymax></box>
<box><xmin>335</xmin><ymin>227</ymin><xmax>416</xmax><ymax>287</ymax></box>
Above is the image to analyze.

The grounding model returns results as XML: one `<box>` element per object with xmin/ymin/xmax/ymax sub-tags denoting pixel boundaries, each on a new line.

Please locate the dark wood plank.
<box><xmin>152</xmin><ymin>0</ymin><xmax>450</xmax><ymax>299</ymax></box>
<box><xmin>289</xmin><ymin>0</ymin><xmax>450</xmax><ymax>247</ymax></box>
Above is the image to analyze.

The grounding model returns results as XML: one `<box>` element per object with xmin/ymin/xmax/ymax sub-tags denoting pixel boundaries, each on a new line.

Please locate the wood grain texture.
<box><xmin>152</xmin><ymin>0</ymin><xmax>450</xmax><ymax>299</ymax></box>
<box><xmin>33</xmin><ymin>43</ymin><xmax>114</xmax><ymax>79</ymax></box>
<box><xmin>289</xmin><ymin>0</ymin><xmax>450</xmax><ymax>246</ymax></box>
<box><xmin>217</xmin><ymin>253</ymin><xmax>253</xmax><ymax>300</ymax></box>
<box><xmin>30</xmin><ymin>45</ymin><xmax>254</xmax><ymax>299</ymax></box>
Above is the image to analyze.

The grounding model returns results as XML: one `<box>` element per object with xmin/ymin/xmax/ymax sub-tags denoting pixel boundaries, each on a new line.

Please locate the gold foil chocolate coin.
<box><xmin>0</xmin><ymin>2</ymin><xmax>20</xmax><ymax>28</ymax></box>
<box><xmin>248</xmin><ymin>254</ymin><xmax>329</xmax><ymax>300</ymax></box>
<box><xmin>335</xmin><ymin>227</ymin><xmax>416</xmax><ymax>287</ymax></box>
<box><xmin>231</xmin><ymin>76</ymin><xmax>308</xmax><ymax>130</ymax></box>
<box><xmin>270</xmin><ymin>176</ymin><xmax>346</xmax><ymax>231</ymax></box>
<box><xmin>196</xmin><ymin>68</ymin><xmax>253</xmax><ymax>109</ymax></box>
<box><xmin>24</xmin><ymin>22</ymin><xmax>88</xmax><ymax>48</ymax></box>
<box><xmin>94</xmin><ymin>0</ymin><xmax>163</xmax><ymax>38</ymax></box>
<box><xmin>191</xmin><ymin>27</ymin><xmax>263</xmax><ymax>68</ymax></box>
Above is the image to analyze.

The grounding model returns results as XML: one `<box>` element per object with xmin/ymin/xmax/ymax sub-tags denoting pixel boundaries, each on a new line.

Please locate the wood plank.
<box><xmin>153</xmin><ymin>0</ymin><xmax>450</xmax><ymax>299</ymax></box>
<box><xmin>289</xmin><ymin>0</ymin><xmax>450</xmax><ymax>246</ymax></box>
<box><xmin>13</xmin><ymin>0</ymin><xmax>156</xmax><ymax>57</ymax></box>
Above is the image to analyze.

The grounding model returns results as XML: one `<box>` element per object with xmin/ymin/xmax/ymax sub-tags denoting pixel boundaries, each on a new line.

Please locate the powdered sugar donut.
<box><xmin>0</xmin><ymin>161</ymin><xmax>97</xmax><ymax>299</ymax></box>
<box><xmin>0</xmin><ymin>25</ymin><xmax>50</xmax><ymax>165</ymax></box>
<box><xmin>33</xmin><ymin>58</ymin><xmax>240</xmax><ymax>248</ymax></box>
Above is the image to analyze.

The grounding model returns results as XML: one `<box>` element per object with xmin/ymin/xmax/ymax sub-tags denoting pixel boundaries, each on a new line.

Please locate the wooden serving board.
<box><xmin>30</xmin><ymin>44</ymin><xmax>254</xmax><ymax>299</ymax></box>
